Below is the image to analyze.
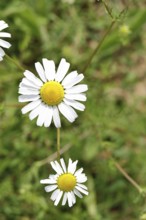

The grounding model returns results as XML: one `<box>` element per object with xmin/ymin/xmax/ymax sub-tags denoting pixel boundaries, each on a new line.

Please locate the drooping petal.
<box><xmin>62</xmin><ymin>192</ymin><xmax>68</xmax><ymax>206</ymax></box>
<box><xmin>50</xmin><ymin>189</ymin><xmax>60</xmax><ymax>201</ymax></box>
<box><xmin>67</xmin><ymin>192</ymin><xmax>73</xmax><ymax>207</ymax></box>
<box><xmin>54</xmin><ymin>190</ymin><xmax>63</xmax><ymax>206</ymax></box>
<box><xmin>36</xmin><ymin>103</ymin><xmax>48</xmax><ymax>126</ymax></box>
<box><xmin>73</xmin><ymin>188</ymin><xmax>83</xmax><ymax>198</ymax></box>
<box><xmin>52</xmin><ymin>106</ymin><xmax>61</xmax><ymax>128</ymax></box>
<box><xmin>55</xmin><ymin>58</ymin><xmax>70</xmax><ymax>82</ymax></box>
<box><xmin>58</xmin><ymin>102</ymin><xmax>78</xmax><ymax>123</ymax></box>
<box><xmin>44</xmin><ymin>106</ymin><xmax>53</xmax><ymax>128</ymax></box>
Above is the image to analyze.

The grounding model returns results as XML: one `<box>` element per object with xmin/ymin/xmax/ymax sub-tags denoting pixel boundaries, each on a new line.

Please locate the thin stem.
<box><xmin>82</xmin><ymin>20</ymin><xmax>116</xmax><ymax>73</ymax></box>
<box><xmin>114</xmin><ymin>160</ymin><xmax>142</xmax><ymax>193</ymax></box>
<box><xmin>5</xmin><ymin>54</ymin><xmax>24</xmax><ymax>71</ymax></box>
<box><xmin>57</xmin><ymin>128</ymin><xmax>61</xmax><ymax>160</ymax></box>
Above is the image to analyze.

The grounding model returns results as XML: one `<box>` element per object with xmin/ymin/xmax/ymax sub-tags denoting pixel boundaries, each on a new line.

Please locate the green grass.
<box><xmin>1</xmin><ymin>0</ymin><xmax>146</xmax><ymax>219</ymax></box>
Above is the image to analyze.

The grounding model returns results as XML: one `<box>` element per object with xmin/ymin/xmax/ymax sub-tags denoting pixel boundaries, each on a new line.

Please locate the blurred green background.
<box><xmin>1</xmin><ymin>0</ymin><xmax>146</xmax><ymax>219</ymax></box>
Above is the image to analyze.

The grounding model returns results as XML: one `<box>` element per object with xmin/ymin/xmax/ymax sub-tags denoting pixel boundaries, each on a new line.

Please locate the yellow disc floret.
<box><xmin>57</xmin><ymin>173</ymin><xmax>76</xmax><ymax>192</ymax></box>
<box><xmin>40</xmin><ymin>81</ymin><xmax>64</xmax><ymax>106</ymax></box>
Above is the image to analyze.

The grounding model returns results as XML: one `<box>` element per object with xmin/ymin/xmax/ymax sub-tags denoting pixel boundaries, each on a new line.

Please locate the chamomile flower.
<box><xmin>40</xmin><ymin>158</ymin><xmax>88</xmax><ymax>207</ymax></box>
<box><xmin>0</xmin><ymin>20</ymin><xmax>11</xmax><ymax>61</ymax></box>
<box><xmin>18</xmin><ymin>58</ymin><xmax>88</xmax><ymax>128</ymax></box>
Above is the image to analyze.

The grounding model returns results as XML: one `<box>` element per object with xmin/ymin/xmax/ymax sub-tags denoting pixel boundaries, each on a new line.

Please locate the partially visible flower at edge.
<box><xmin>40</xmin><ymin>158</ymin><xmax>88</xmax><ymax>207</ymax></box>
<box><xmin>18</xmin><ymin>58</ymin><xmax>88</xmax><ymax>128</ymax></box>
<box><xmin>0</xmin><ymin>20</ymin><xmax>11</xmax><ymax>61</ymax></box>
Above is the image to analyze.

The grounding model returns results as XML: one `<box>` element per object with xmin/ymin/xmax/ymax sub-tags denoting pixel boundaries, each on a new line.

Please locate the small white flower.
<box><xmin>0</xmin><ymin>20</ymin><xmax>11</xmax><ymax>61</ymax></box>
<box><xmin>40</xmin><ymin>158</ymin><xmax>88</xmax><ymax>207</ymax></box>
<box><xmin>18</xmin><ymin>58</ymin><xmax>88</xmax><ymax>128</ymax></box>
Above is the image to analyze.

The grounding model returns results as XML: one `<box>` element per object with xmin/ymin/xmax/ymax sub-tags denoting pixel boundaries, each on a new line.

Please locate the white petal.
<box><xmin>0</xmin><ymin>21</ymin><xmax>8</xmax><ymax>31</ymax></box>
<box><xmin>64</xmin><ymin>98</ymin><xmax>85</xmax><ymax>111</ymax></box>
<box><xmin>23</xmin><ymin>71</ymin><xmax>43</xmax><ymax>87</ymax></box>
<box><xmin>50</xmin><ymin>161</ymin><xmax>62</xmax><ymax>175</ymax></box>
<box><xmin>52</xmin><ymin>106</ymin><xmax>61</xmax><ymax>128</ymax></box>
<box><xmin>40</xmin><ymin>179</ymin><xmax>57</xmax><ymax>184</ymax></box>
<box><xmin>21</xmin><ymin>100</ymin><xmax>41</xmax><ymax>114</ymax></box>
<box><xmin>75</xmin><ymin>186</ymin><xmax>88</xmax><ymax>195</ymax></box>
<box><xmin>58</xmin><ymin>102</ymin><xmax>78</xmax><ymax>123</ymax></box>
<box><xmin>65</xmin><ymin>84</ymin><xmax>88</xmax><ymax>94</ymax></box>
<box><xmin>54</xmin><ymin>161</ymin><xmax>64</xmax><ymax>174</ymax></box>
<box><xmin>54</xmin><ymin>190</ymin><xmax>63</xmax><ymax>206</ymax></box>
<box><xmin>35</xmin><ymin>62</ymin><xmax>47</xmax><ymax>82</ymax></box>
<box><xmin>55</xmin><ymin>58</ymin><xmax>70</xmax><ymax>82</ymax></box>
<box><xmin>60</xmin><ymin>158</ymin><xmax>66</xmax><ymax>173</ymax></box>
<box><xmin>68</xmin><ymin>160</ymin><xmax>78</xmax><ymax>174</ymax></box>
<box><xmin>21</xmin><ymin>78</ymin><xmax>41</xmax><ymax>89</ymax></box>
<box><xmin>0</xmin><ymin>47</ymin><xmax>5</xmax><ymax>56</ymax></box>
<box><xmin>45</xmin><ymin>185</ymin><xmax>57</xmax><ymax>192</ymax></box>
<box><xmin>44</xmin><ymin>106</ymin><xmax>53</xmax><ymax>127</ymax></box>
<box><xmin>0</xmin><ymin>39</ymin><xmax>11</xmax><ymax>48</ymax></box>
<box><xmin>36</xmin><ymin>103</ymin><xmax>48</xmax><ymax>126</ymax></box>
<box><xmin>70</xmin><ymin>191</ymin><xmax>76</xmax><ymax>204</ymax></box>
<box><xmin>18</xmin><ymin>94</ymin><xmax>40</xmax><ymax>102</ymax></box>
<box><xmin>0</xmin><ymin>32</ymin><xmax>11</xmax><ymax>38</ymax></box>
<box><xmin>62</xmin><ymin>192</ymin><xmax>68</xmax><ymax>206</ymax></box>
<box><xmin>73</xmin><ymin>188</ymin><xmax>83</xmax><ymax>198</ymax></box>
<box><xmin>50</xmin><ymin>189</ymin><xmax>60</xmax><ymax>201</ymax></box>
<box><xmin>77</xmin><ymin>183</ymin><xmax>88</xmax><ymax>190</ymax></box>
<box><xmin>42</xmin><ymin>58</ymin><xmax>56</xmax><ymax>81</ymax></box>
<box><xmin>67</xmin><ymin>192</ymin><xmax>73</xmax><ymax>207</ymax></box>
<box><xmin>74</xmin><ymin>168</ymin><xmax>83</xmax><ymax>176</ymax></box>
<box><xmin>63</xmin><ymin>74</ymin><xmax>84</xmax><ymax>89</ymax></box>
<box><xmin>65</xmin><ymin>93</ymin><xmax>87</xmax><ymax>101</ymax></box>
<box><xmin>29</xmin><ymin>103</ymin><xmax>42</xmax><ymax>120</ymax></box>
<box><xmin>62</xmin><ymin>71</ymin><xmax>78</xmax><ymax>87</ymax></box>
<box><xmin>76</xmin><ymin>174</ymin><xmax>87</xmax><ymax>183</ymax></box>
<box><xmin>18</xmin><ymin>87</ymin><xmax>39</xmax><ymax>95</ymax></box>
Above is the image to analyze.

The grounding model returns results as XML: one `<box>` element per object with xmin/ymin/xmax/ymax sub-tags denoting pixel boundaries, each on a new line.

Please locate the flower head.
<box><xmin>0</xmin><ymin>20</ymin><xmax>11</xmax><ymax>61</ymax></box>
<box><xmin>18</xmin><ymin>58</ymin><xmax>88</xmax><ymax>128</ymax></box>
<box><xmin>40</xmin><ymin>158</ymin><xmax>88</xmax><ymax>207</ymax></box>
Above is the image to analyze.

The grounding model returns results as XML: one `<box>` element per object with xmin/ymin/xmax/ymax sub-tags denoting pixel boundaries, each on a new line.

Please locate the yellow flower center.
<box><xmin>57</xmin><ymin>173</ymin><xmax>76</xmax><ymax>192</ymax></box>
<box><xmin>40</xmin><ymin>81</ymin><xmax>64</xmax><ymax>106</ymax></box>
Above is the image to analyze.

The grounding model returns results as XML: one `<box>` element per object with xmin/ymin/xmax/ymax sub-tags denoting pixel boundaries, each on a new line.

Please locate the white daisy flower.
<box><xmin>18</xmin><ymin>58</ymin><xmax>88</xmax><ymax>128</ymax></box>
<box><xmin>0</xmin><ymin>20</ymin><xmax>11</xmax><ymax>61</ymax></box>
<box><xmin>40</xmin><ymin>158</ymin><xmax>88</xmax><ymax>207</ymax></box>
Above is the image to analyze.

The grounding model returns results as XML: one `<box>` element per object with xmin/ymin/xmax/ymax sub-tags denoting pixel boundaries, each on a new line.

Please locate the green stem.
<box><xmin>57</xmin><ymin>128</ymin><xmax>61</xmax><ymax>160</ymax></box>
<box><xmin>5</xmin><ymin>54</ymin><xmax>24</xmax><ymax>71</ymax></box>
<box><xmin>114</xmin><ymin>160</ymin><xmax>142</xmax><ymax>193</ymax></box>
<box><xmin>82</xmin><ymin>20</ymin><xmax>116</xmax><ymax>73</ymax></box>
